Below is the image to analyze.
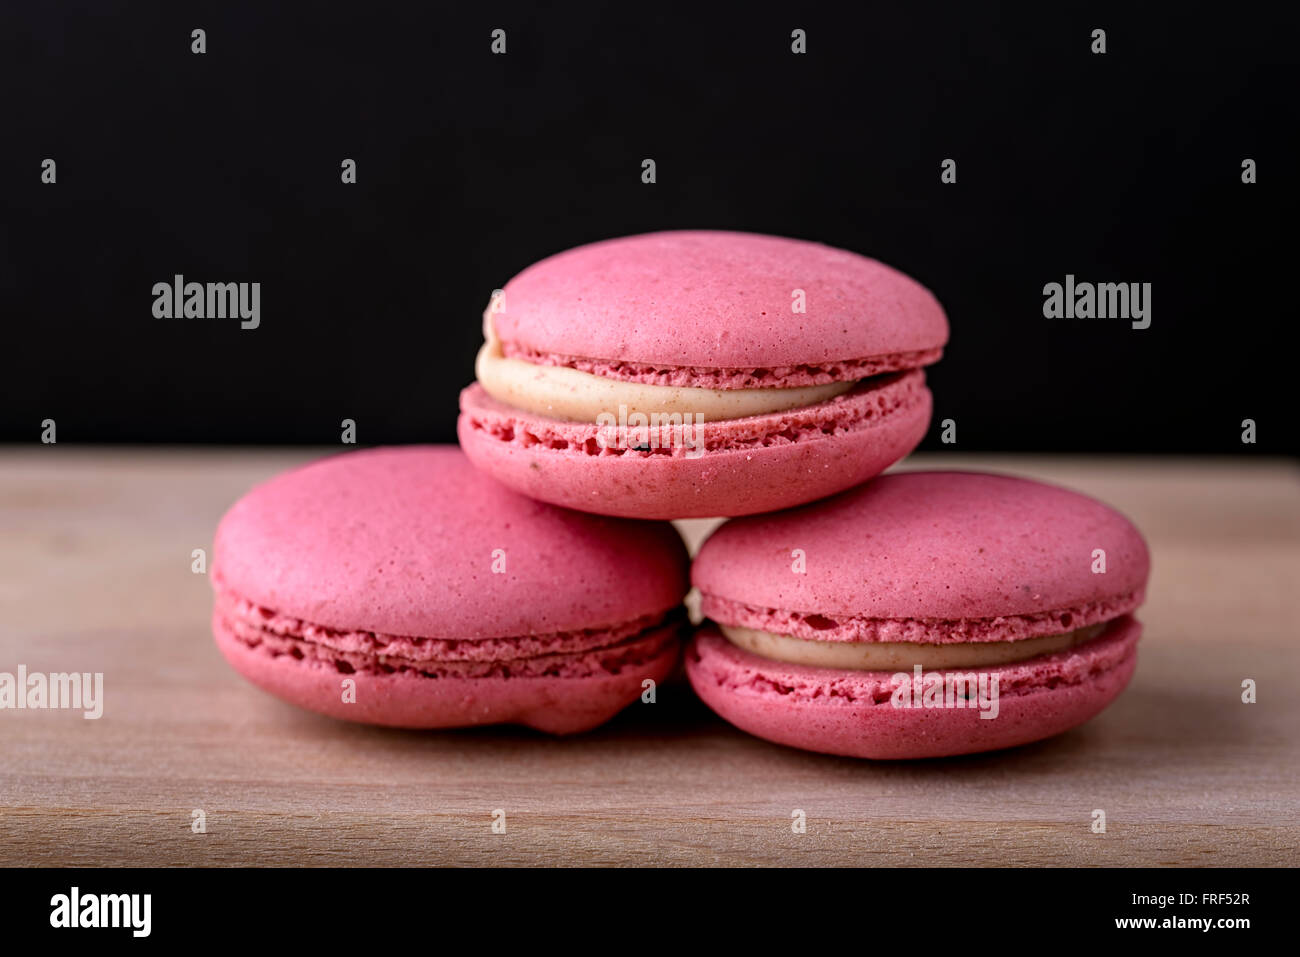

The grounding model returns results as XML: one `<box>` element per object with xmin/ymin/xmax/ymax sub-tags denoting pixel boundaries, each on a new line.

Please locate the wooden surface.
<box><xmin>1</xmin><ymin>448</ymin><xmax>1297</xmax><ymax>866</ymax></box>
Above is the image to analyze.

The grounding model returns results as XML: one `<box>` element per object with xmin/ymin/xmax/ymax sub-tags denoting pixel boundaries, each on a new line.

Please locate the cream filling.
<box><xmin>720</xmin><ymin>622</ymin><xmax>1110</xmax><ymax>670</ymax></box>
<box><xmin>476</xmin><ymin>316</ymin><xmax>855</xmax><ymax>423</ymax></box>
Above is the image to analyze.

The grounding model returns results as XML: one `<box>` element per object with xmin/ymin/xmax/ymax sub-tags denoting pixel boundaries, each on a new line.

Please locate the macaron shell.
<box><xmin>694</xmin><ymin>471</ymin><xmax>1151</xmax><ymax>622</ymax></box>
<box><xmin>502</xmin><ymin>341</ymin><xmax>943</xmax><ymax>390</ymax></box>
<box><xmin>494</xmin><ymin>231</ymin><xmax>948</xmax><ymax>369</ymax></box>
<box><xmin>686</xmin><ymin>619</ymin><xmax>1140</xmax><ymax>759</ymax></box>
<box><xmin>214</xmin><ymin>612</ymin><xmax>681</xmax><ymax>733</ymax></box>
<box><xmin>212</xmin><ymin>446</ymin><xmax>689</xmax><ymax>638</ymax></box>
<box><xmin>458</xmin><ymin>378</ymin><xmax>931</xmax><ymax>519</ymax></box>
<box><xmin>214</xmin><ymin>587</ymin><xmax>671</xmax><ymax>665</ymax></box>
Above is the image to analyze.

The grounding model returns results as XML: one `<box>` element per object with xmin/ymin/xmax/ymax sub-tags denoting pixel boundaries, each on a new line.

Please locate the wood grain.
<box><xmin>1</xmin><ymin>449</ymin><xmax>1297</xmax><ymax>866</ymax></box>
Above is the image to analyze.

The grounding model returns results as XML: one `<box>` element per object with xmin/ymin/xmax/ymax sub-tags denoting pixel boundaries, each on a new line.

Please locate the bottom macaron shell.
<box><xmin>457</xmin><ymin>376</ymin><xmax>931</xmax><ymax>519</ymax></box>
<box><xmin>213</xmin><ymin>615</ymin><xmax>681</xmax><ymax>735</ymax></box>
<box><xmin>685</xmin><ymin>618</ymin><xmax>1140</xmax><ymax>759</ymax></box>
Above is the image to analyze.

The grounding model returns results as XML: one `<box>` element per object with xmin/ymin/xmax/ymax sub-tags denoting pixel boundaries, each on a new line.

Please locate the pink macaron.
<box><xmin>459</xmin><ymin>230</ymin><xmax>947</xmax><ymax>519</ymax></box>
<box><xmin>211</xmin><ymin>446</ymin><xmax>689</xmax><ymax>733</ymax></box>
<box><xmin>687</xmin><ymin>471</ymin><xmax>1150</xmax><ymax>759</ymax></box>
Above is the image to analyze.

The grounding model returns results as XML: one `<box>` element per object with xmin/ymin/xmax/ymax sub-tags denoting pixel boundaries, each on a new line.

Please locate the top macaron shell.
<box><xmin>493</xmin><ymin>230</ymin><xmax>949</xmax><ymax>368</ymax></box>
<box><xmin>212</xmin><ymin>446</ymin><xmax>689</xmax><ymax>639</ymax></box>
<box><xmin>694</xmin><ymin>471</ymin><xmax>1150</xmax><ymax>626</ymax></box>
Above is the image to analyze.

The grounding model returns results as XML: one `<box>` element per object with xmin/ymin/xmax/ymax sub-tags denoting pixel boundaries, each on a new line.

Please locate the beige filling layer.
<box><xmin>476</xmin><ymin>316</ymin><xmax>855</xmax><ymax>423</ymax></box>
<box><xmin>720</xmin><ymin>622</ymin><xmax>1110</xmax><ymax>670</ymax></box>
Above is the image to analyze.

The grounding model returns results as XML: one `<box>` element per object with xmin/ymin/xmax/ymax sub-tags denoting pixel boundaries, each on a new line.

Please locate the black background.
<box><xmin>2</xmin><ymin>1</ymin><xmax>1295</xmax><ymax>453</ymax></box>
<box><xmin>3</xmin><ymin>865</ymin><xmax>1283</xmax><ymax>942</ymax></box>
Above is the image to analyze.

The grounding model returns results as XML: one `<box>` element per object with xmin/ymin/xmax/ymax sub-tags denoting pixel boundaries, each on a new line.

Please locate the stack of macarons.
<box><xmin>212</xmin><ymin>229</ymin><xmax>1149</xmax><ymax>758</ymax></box>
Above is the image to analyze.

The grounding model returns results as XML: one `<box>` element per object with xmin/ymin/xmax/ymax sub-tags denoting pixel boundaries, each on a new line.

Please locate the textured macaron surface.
<box><xmin>694</xmin><ymin>471</ymin><xmax>1149</xmax><ymax>641</ymax></box>
<box><xmin>492</xmin><ymin>230</ymin><xmax>949</xmax><ymax>372</ymax></box>
<box><xmin>687</xmin><ymin>618</ymin><xmax>1140</xmax><ymax>759</ymax></box>
<box><xmin>213</xmin><ymin>446</ymin><xmax>689</xmax><ymax>639</ymax></box>
<box><xmin>458</xmin><ymin>375</ymin><xmax>931</xmax><ymax>520</ymax></box>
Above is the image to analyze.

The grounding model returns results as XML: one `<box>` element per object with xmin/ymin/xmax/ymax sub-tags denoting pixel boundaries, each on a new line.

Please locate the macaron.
<box><xmin>459</xmin><ymin>230</ymin><xmax>948</xmax><ymax>519</ymax></box>
<box><xmin>687</xmin><ymin>472</ymin><xmax>1150</xmax><ymax>759</ymax></box>
<box><xmin>211</xmin><ymin>446</ymin><xmax>688</xmax><ymax>733</ymax></box>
